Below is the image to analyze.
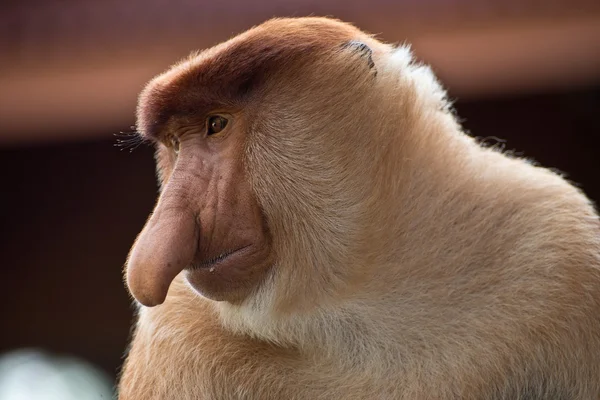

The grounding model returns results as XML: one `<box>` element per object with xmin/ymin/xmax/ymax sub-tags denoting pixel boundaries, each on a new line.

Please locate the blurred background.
<box><xmin>1</xmin><ymin>0</ymin><xmax>599</xmax><ymax>398</ymax></box>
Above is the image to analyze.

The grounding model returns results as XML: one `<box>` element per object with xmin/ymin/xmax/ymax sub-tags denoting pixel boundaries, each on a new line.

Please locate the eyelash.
<box><xmin>114</xmin><ymin>130</ymin><xmax>148</xmax><ymax>153</ymax></box>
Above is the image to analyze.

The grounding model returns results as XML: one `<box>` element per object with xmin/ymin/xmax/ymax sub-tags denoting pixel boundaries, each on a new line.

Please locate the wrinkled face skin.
<box><xmin>126</xmin><ymin>110</ymin><xmax>273</xmax><ymax>306</ymax></box>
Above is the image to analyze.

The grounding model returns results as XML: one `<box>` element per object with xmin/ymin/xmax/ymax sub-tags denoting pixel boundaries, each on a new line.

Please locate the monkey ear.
<box><xmin>340</xmin><ymin>40</ymin><xmax>376</xmax><ymax>75</ymax></box>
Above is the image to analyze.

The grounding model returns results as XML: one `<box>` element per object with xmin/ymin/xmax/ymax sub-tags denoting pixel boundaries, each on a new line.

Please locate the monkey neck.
<box><xmin>216</xmin><ymin>290</ymin><xmax>405</xmax><ymax>361</ymax></box>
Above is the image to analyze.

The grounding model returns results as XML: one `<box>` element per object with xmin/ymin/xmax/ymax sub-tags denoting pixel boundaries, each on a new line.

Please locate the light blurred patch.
<box><xmin>0</xmin><ymin>349</ymin><xmax>114</xmax><ymax>400</ymax></box>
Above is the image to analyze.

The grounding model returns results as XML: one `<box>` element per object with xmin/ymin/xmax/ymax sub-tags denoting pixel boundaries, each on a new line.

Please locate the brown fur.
<box><xmin>119</xmin><ymin>17</ymin><xmax>600</xmax><ymax>399</ymax></box>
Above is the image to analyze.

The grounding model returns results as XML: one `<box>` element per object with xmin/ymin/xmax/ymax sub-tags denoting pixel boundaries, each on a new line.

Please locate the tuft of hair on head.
<box><xmin>340</xmin><ymin>40</ymin><xmax>377</xmax><ymax>75</ymax></box>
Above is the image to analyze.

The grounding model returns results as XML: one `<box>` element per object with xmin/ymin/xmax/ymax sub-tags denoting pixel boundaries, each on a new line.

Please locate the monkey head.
<box><xmin>125</xmin><ymin>18</ymin><xmax>409</xmax><ymax>310</ymax></box>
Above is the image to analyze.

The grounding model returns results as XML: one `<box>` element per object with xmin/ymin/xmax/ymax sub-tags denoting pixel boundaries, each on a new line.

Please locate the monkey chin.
<box><xmin>183</xmin><ymin>242</ymin><xmax>274</xmax><ymax>304</ymax></box>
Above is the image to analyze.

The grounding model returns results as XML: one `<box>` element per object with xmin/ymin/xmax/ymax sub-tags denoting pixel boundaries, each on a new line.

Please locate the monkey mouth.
<box><xmin>191</xmin><ymin>245</ymin><xmax>252</xmax><ymax>269</ymax></box>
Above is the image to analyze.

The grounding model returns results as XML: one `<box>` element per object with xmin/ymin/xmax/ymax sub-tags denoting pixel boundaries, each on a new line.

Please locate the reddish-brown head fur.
<box><xmin>136</xmin><ymin>18</ymin><xmax>369</xmax><ymax>141</ymax></box>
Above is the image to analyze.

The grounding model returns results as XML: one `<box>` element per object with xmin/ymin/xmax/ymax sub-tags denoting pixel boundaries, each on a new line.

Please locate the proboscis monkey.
<box><xmin>118</xmin><ymin>17</ymin><xmax>600</xmax><ymax>400</ymax></box>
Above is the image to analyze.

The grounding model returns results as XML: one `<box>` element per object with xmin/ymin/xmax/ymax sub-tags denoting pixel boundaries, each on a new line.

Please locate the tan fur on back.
<box><xmin>119</xmin><ymin>17</ymin><xmax>600</xmax><ymax>399</ymax></box>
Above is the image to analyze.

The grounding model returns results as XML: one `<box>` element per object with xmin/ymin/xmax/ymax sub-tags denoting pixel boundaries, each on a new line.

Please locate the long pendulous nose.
<box><xmin>125</xmin><ymin>199</ymin><xmax>199</xmax><ymax>307</ymax></box>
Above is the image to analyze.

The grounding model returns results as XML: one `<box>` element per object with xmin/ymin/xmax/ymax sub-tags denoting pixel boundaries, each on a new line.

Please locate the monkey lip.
<box><xmin>190</xmin><ymin>245</ymin><xmax>252</xmax><ymax>269</ymax></box>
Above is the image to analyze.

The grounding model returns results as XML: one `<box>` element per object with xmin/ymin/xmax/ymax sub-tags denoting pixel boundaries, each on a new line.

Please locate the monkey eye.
<box><xmin>207</xmin><ymin>116</ymin><xmax>228</xmax><ymax>135</ymax></box>
<box><xmin>170</xmin><ymin>136</ymin><xmax>180</xmax><ymax>154</ymax></box>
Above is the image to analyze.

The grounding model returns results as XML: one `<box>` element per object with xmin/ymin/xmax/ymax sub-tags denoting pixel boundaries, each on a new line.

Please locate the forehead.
<box><xmin>136</xmin><ymin>18</ymin><xmax>363</xmax><ymax>138</ymax></box>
